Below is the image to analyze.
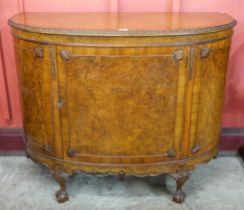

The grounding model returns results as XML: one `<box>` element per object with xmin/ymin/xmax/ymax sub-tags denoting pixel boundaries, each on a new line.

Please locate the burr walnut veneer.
<box><xmin>9</xmin><ymin>12</ymin><xmax>236</xmax><ymax>203</ymax></box>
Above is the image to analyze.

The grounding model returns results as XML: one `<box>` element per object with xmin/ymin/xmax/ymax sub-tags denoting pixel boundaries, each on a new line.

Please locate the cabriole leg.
<box><xmin>53</xmin><ymin>171</ymin><xmax>70</xmax><ymax>203</ymax></box>
<box><xmin>118</xmin><ymin>172</ymin><xmax>126</xmax><ymax>181</ymax></box>
<box><xmin>170</xmin><ymin>171</ymin><xmax>192</xmax><ymax>204</ymax></box>
<box><xmin>25</xmin><ymin>151</ymin><xmax>30</xmax><ymax>159</ymax></box>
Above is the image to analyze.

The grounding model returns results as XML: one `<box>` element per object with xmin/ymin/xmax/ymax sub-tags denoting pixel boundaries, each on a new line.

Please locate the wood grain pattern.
<box><xmin>189</xmin><ymin>40</ymin><xmax>231</xmax><ymax>156</ymax></box>
<box><xmin>57</xmin><ymin>46</ymin><xmax>187</xmax><ymax>164</ymax></box>
<box><xmin>9</xmin><ymin>13</ymin><xmax>236</xmax><ymax>36</ymax></box>
<box><xmin>14</xmin><ymin>40</ymin><xmax>55</xmax><ymax>155</ymax></box>
<box><xmin>9</xmin><ymin>12</ymin><xmax>235</xmax><ymax>203</ymax></box>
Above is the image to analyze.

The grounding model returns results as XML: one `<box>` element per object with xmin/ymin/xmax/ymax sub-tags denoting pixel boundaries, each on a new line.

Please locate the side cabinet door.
<box><xmin>189</xmin><ymin>39</ymin><xmax>231</xmax><ymax>156</ymax></box>
<box><xmin>57</xmin><ymin>46</ymin><xmax>188</xmax><ymax>164</ymax></box>
<box><xmin>14</xmin><ymin>39</ymin><xmax>55</xmax><ymax>155</ymax></box>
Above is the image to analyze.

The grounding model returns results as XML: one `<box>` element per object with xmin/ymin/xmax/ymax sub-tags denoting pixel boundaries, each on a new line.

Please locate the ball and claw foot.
<box><xmin>170</xmin><ymin>170</ymin><xmax>192</xmax><ymax>204</ymax></box>
<box><xmin>55</xmin><ymin>190</ymin><xmax>69</xmax><ymax>203</ymax></box>
<box><xmin>173</xmin><ymin>190</ymin><xmax>185</xmax><ymax>204</ymax></box>
<box><xmin>53</xmin><ymin>170</ymin><xmax>70</xmax><ymax>203</ymax></box>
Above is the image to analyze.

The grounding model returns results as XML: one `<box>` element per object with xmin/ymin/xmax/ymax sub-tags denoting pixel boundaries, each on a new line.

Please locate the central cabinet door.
<box><xmin>57</xmin><ymin>46</ymin><xmax>187</xmax><ymax>164</ymax></box>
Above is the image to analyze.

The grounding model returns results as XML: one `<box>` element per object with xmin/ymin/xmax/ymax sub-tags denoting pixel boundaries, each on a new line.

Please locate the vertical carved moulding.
<box><xmin>49</xmin><ymin>47</ymin><xmax>57</xmax><ymax>80</ymax></box>
<box><xmin>188</xmin><ymin>48</ymin><xmax>195</xmax><ymax>80</ymax></box>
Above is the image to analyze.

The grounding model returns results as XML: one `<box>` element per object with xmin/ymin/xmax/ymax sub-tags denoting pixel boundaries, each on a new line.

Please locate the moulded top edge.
<box><xmin>8</xmin><ymin>12</ymin><xmax>237</xmax><ymax>37</ymax></box>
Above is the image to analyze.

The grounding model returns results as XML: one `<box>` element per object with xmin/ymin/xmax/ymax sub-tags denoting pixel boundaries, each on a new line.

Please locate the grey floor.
<box><xmin>0</xmin><ymin>156</ymin><xmax>243</xmax><ymax>210</ymax></box>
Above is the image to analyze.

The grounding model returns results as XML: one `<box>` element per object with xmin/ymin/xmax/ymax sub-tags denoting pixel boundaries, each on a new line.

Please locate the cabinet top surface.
<box><xmin>9</xmin><ymin>12</ymin><xmax>236</xmax><ymax>36</ymax></box>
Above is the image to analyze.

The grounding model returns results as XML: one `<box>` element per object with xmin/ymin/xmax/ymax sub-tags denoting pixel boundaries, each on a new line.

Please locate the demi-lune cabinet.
<box><xmin>9</xmin><ymin>12</ymin><xmax>236</xmax><ymax>203</ymax></box>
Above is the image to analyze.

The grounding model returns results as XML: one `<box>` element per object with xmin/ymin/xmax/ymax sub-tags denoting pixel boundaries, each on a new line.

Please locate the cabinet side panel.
<box><xmin>14</xmin><ymin>39</ymin><xmax>55</xmax><ymax>155</ymax></box>
<box><xmin>189</xmin><ymin>39</ymin><xmax>231</xmax><ymax>156</ymax></box>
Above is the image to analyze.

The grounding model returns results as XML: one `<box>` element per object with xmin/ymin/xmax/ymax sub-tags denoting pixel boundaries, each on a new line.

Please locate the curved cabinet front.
<box><xmin>9</xmin><ymin>12</ymin><xmax>235</xmax><ymax>204</ymax></box>
<box><xmin>58</xmin><ymin>46</ymin><xmax>187</xmax><ymax>165</ymax></box>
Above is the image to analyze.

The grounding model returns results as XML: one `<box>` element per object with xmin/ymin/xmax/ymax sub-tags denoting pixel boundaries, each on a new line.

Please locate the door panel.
<box><xmin>14</xmin><ymin>39</ymin><xmax>54</xmax><ymax>155</ymax></box>
<box><xmin>58</xmin><ymin>46</ymin><xmax>187</xmax><ymax>164</ymax></box>
<box><xmin>189</xmin><ymin>39</ymin><xmax>231</xmax><ymax>156</ymax></box>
